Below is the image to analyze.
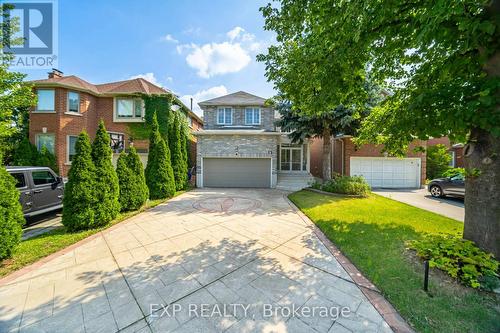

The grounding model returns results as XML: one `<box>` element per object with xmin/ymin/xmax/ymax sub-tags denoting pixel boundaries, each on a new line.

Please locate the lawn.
<box><xmin>289</xmin><ymin>190</ymin><xmax>499</xmax><ymax>333</ymax></box>
<box><xmin>0</xmin><ymin>190</ymin><xmax>187</xmax><ymax>278</ymax></box>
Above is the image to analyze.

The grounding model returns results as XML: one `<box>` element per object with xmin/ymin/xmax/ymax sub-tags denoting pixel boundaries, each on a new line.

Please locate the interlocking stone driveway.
<box><xmin>0</xmin><ymin>189</ymin><xmax>393</xmax><ymax>333</ymax></box>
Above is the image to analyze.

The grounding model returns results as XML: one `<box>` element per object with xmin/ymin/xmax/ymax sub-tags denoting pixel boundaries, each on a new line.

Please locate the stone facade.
<box><xmin>196</xmin><ymin>134</ymin><xmax>279</xmax><ymax>188</ymax></box>
<box><xmin>202</xmin><ymin>105</ymin><xmax>275</xmax><ymax>131</ymax></box>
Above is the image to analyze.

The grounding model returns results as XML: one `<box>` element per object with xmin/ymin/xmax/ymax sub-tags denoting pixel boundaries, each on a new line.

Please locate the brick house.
<box><xmin>310</xmin><ymin>137</ymin><xmax>427</xmax><ymax>188</ymax></box>
<box><xmin>29</xmin><ymin>70</ymin><xmax>203</xmax><ymax>177</ymax></box>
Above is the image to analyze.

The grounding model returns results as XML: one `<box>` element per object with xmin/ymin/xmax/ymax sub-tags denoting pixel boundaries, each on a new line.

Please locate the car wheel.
<box><xmin>430</xmin><ymin>185</ymin><xmax>443</xmax><ymax>198</ymax></box>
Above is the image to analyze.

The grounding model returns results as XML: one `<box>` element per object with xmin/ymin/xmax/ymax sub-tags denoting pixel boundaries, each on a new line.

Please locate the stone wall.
<box><xmin>202</xmin><ymin>106</ymin><xmax>275</xmax><ymax>131</ymax></box>
<box><xmin>196</xmin><ymin>134</ymin><xmax>279</xmax><ymax>187</ymax></box>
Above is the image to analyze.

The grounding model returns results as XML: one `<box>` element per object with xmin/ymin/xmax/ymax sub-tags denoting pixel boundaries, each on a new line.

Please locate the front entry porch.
<box><xmin>277</xmin><ymin>142</ymin><xmax>315</xmax><ymax>190</ymax></box>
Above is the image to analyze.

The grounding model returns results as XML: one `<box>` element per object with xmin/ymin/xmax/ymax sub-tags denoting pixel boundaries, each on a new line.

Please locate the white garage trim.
<box><xmin>201</xmin><ymin>157</ymin><xmax>273</xmax><ymax>188</ymax></box>
<box><xmin>350</xmin><ymin>157</ymin><xmax>421</xmax><ymax>189</ymax></box>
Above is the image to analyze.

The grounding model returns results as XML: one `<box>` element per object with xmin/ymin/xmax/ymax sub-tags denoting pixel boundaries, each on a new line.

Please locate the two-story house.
<box><xmin>194</xmin><ymin>91</ymin><xmax>314</xmax><ymax>189</ymax></box>
<box><xmin>29</xmin><ymin>69</ymin><xmax>203</xmax><ymax>177</ymax></box>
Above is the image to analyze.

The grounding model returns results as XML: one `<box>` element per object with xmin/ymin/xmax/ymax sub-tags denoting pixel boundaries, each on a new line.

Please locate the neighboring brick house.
<box><xmin>310</xmin><ymin>137</ymin><xmax>427</xmax><ymax>188</ymax></box>
<box><xmin>427</xmin><ymin>137</ymin><xmax>464</xmax><ymax>168</ymax></box>
<box><xmin>194</xmin><ymin>91</ymin><xmax>314</xmax><ymax>190</ymax></box>
<box><xmin>29</xmin><ymin>69</ymin><xmax>203</xmax><ymax>177</ymax></box>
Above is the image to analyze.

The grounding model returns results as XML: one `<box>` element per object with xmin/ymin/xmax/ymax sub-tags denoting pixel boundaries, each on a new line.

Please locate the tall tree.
<box><xmin>62</xmin><ymin>132</ymin><xmax>97</xmax><ymax>231</ymax></box>
<box><xmin>0</xmin><ymin>4</ymin><xmax>35</xmax><ymax>163</ymax></box>
<box><xmin>168</xmin><ymin>112</ymin><xmax>188</xmax><ymax>190</ymax></box>
<box><xmin>260</xmin><ymin>0</ymin><xmax>500</xmax><ymax>257</ymax></box>
<box><xmin>275</xmin><ymin>99</ymin><xmax>366</xmax><ymax>179</ymax></box>
<box><xmin>0</xmin><ymin>160</ymin><xmax>25</xmax><ymax>259</ymax></box>
<box><xmin>145</xmin><ymin>112</ymin><xmax>176</xmax><ymax>199</ymax></box>
<box><xmin>91</xmin><ymin>120</ymin><xmax>120</xmax><ymax>224</ymax></box>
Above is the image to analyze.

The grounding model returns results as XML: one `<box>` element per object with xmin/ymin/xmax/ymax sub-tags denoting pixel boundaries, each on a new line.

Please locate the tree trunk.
<box><xmin>463</xmin><ymin>1</ymin><xmax>500</xmax><ymax>258</ymax></box>
<box><xmin>463</xmin><ymin>128</ymin><xmax>500</xmax><ymax>258</ymax></box>
<box><xmin>322</xmin><ymin>128</ymin><xmax>332</xmax><ymax>180</ymax></box>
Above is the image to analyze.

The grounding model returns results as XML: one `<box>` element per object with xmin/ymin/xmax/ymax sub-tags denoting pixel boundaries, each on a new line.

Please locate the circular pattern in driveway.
<box><xmin>193</xmin><ymin>196</ymin><xmax>262</xmax><ymax>213</ymax></box>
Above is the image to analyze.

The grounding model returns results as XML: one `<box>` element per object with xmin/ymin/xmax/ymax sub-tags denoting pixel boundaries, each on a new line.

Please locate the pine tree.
<box><xmin>37</xmin><ymin>145</ymin><xmax>59</xmax><ymax>173</ymax></box>
<box><xmin>91</xmin><ymin>120</ymin><xmax>120</xmax><ymax>224</ymax></box>
<box><xmin>168</xmin><ymin>112</ymin><xmax>187</xmax><ymax>190</ymax></box>
<box><xmin>116</xmin><ymin>152</ymin><xmax>133</xmax><ymax>211</ymax></box>
<box><xmin>116</xmin><ymin>147</ymin><xmax>148</xmax><ymax>211</ymax></box>
<box><xmin>62</xmin><ymin>131</ymin><xmax>97</xmax><ymax>231</ymax></box>
<box><xmin>145</xmin><ymin>112</ymin><xmax>176</xmax><ymax>199</ymax></box>
<box><xmin>0</xmin><ymin>162</ymin><xmax>25</xmax><ymax>259</ymax></box>
<box><xmin>127</xmin><ymin>146</ymin><xmax>149</xmax><ymax>207</ymax></box>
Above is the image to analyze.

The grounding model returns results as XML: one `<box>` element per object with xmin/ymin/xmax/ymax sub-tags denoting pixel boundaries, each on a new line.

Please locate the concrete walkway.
<box><xmin>22</xmin><ymin>211</ymin><xmax>63</xmax><ymax>240</ymax></box>
<box><xmin>373</xmin><ymin>188</ymin><xmax>464</xmax><ymax>222</ymax></box>
<box><xmin>1</xmin><ymin>189</ymin><xmax>395</xmax><ymax>333</ymax></box>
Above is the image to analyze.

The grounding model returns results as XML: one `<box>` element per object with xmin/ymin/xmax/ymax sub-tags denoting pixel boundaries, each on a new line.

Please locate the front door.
<box><xmin>280</xmin><ymin>146</ymin><xmax>303</xmax><ymax>171</ymax></box>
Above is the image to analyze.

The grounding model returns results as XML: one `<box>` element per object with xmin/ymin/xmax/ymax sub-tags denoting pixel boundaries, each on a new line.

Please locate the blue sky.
<box><xmin>19</xmin><ymin>0</ymin><xmax>276</xmax><ymax>115</ymax></box>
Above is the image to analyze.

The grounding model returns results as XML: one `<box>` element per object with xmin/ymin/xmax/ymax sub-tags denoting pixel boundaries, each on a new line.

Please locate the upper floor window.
<box><xmin>67</xmin><ymin>91</ymin><xmax>80</xmax><ymax>113</ymax></box>
<box><xmin>115</xmin><ymin>98</ymin><xmax>143</xmax><ymax>121</ymax></box>
<box><xmin>36</xmin><ymin>133</ymin><xmax>55</xmax><ymax>154</ymax></box>
<box><xmin>217</xmin><ymin>107</ymin><xmax>232</xmax><ymax>125</ymax></box>
<box><xmin>36</xmin><ymin>89</ymin><xmax>55</xmax><ymax>112</ymax></box>
<box><xmin>245</xmin><ymin>107</ymin><xmax>261</xmax><ymax>125</ymax></box>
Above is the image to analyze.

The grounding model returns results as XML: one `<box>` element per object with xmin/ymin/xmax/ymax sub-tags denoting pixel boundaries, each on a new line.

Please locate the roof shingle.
<box><xmin>198</xmin><ymin>91</ymin><xmax>267</xmax><ymax>106</ymax></box>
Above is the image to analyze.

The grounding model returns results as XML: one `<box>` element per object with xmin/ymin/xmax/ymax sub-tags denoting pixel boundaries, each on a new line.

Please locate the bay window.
<box><xmin>36</xmin><ymin>89</ymin><xmax>55</xmax><ymax>112</ymax></box>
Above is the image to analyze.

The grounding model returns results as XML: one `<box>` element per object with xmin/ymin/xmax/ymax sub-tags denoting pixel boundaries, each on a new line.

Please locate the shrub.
<box><xmin>442</xmin><ymin>167</ymin><xmax>465</xmax><ymax>178</ymax></box>
<box><xmin>91</xmin><ymin>121</ymin><xmax>120</xmax><ymax>225</ymax></box>
<box><xmin>11</xmin><ymin>137</ymin><xmax>58</xmax><ymax>173</ymax></box>
<box><xmin>321</xmin><ymin>175</ymin><xmax>371</xmax><ymax>196</ymax></box>
<box><xmin>62</xmin><ymin>132</ymin><xmax>97</xmax><ymax>231</ymax></box>
<box><xmin>310</xmin><ymin>180</ymin><xmax>322</xmax><ymax>189</ymax></box>
<box><xmin>117</xmin><ymin>147</ymin><xmax>149</xmax><ymax>211</ymax></box>
<box><xmin>168</xmin><ymin>112</ymin><xmax>188</xmax><ymax>190</ymax></box>
<box><xmin>145</xmin><ymin>112</ymin><xmax>176</xmax><ymax>199</ymax></box>
<box><xmin>407</xmin><ymin>235</ymin><xmax>499</xmax><ymax>289</ymax></box>
<box><xmin>0</xmin><ymin>164</ymin><xmax>25</xmax><ymax>259</ymax></box>
<box><xmin>427</xmin><ymin>144</ymin><xmax>452</xmax><ymax>179</ymax></box>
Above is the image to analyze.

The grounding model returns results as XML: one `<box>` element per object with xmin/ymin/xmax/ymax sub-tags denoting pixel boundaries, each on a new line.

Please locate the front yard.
<box><xmin>289</xmin><ymin>191</ymin><xmax>499</xmax><ymax>333</ymax></box>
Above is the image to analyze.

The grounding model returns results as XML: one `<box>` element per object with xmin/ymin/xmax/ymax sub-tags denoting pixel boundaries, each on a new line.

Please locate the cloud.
<box><xmin>177</xmin><ymin>27</ymin><xmax>263</xmax><ymax>78</ymax></box>
<box><xmin>227</xmin><ymin>26</ymin><xmax>245</xmax><ymax>41</ymax></box>
<box><xmin>184</xmin><ymin>42</ymin><xmax>251</xmax><ymax>78</ymax></box>
<box><xmin>180</xmin><ymin>85</ymin><xmax>228</xmax><ymax>116</ymax></box>
<box><xmin>128</xmin><ymin>73</ymin><xmax>162</xmax><ymax>87</ymax></box>
<box><xmin>161</xmin><ymin>34</ymin><xmax>178</xmax><ymax>43</ymax></box>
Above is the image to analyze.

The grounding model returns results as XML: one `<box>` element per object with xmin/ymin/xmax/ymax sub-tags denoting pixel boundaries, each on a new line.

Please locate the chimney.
<box><xmin>48</xmin><ymin>68</ymin><xmax>63</xmax><ymax>79</ymax></box>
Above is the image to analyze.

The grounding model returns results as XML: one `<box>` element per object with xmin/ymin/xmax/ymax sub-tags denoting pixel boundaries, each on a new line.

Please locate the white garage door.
<box><xmin>350</xmin><ymin>157</ymin><xmax>420</xmax><ymax>188</ymax></box>
<box><xmin>203</xmin><ymin>158</ymin><xmax>271</xmax><ymax>188</ymax></box>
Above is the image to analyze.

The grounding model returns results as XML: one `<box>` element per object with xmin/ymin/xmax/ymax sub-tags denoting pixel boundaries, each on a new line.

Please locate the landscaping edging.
<box><xmin>285</xmin><ymin>194</ymin><xmax>415</xmax><ymax>333</ymax></box>
<box><xmin>304</xmin><ymin>187</ymin><xmax>368</xmax><ymax>198</ymax></box>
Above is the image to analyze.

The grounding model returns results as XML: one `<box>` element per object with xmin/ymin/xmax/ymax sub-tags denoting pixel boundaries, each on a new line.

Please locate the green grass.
<box><xmin>0</xmin><ymin>190</ymin><xmax>187</xmax><ymax>278</ymax></box>
<box><xmin>289</xmin><ymin>191</ymin><xmax>500</xmax><ymax>333</ymax></box>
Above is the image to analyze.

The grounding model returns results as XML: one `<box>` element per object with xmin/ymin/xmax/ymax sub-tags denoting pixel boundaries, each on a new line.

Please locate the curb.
<box><xmin>285</xmin><ymin>195</ymin><xmax>415</xmax><ymax>333</ymax></box>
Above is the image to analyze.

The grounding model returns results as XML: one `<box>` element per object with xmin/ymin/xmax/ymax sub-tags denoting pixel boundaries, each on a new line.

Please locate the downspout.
<box><xmin>341</xmin><ymin>138</ymin><xmax>345</xmax><ymax>175</ymax></box>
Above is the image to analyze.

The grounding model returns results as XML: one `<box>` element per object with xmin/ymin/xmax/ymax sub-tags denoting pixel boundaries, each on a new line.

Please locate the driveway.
<box><xmin>373</xmin><ymin>188</ymin><xmax>464</xmax><ymax>222</ymax></box>
<box><xmin>1</xmin><ymin>189</ymin><xmax>395</xmax><ymax>333</ymax></box>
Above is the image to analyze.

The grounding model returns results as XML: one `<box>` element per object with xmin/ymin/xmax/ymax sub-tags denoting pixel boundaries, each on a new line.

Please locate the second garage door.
<box><xmin>203</xmin><ymin>158</ymin><xmax>271</xmax><ymax>188</ymax></box>
<box><xmin>350</xmin><ymin>157</ymin><xmax>420</xmax><ymax>188</ymax></box>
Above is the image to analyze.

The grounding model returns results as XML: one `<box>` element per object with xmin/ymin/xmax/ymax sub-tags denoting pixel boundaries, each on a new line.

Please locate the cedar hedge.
<box><xmin>0</xmin><ymin>164</ymin><xmax>25</xmax><ymax>259</ymax></box>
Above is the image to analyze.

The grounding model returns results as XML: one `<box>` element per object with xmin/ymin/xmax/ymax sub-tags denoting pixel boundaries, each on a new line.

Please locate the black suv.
<box><xmin>6</xmin><ymin>166</ymin><xmax>64</xmax><ymax>217</ymax></box>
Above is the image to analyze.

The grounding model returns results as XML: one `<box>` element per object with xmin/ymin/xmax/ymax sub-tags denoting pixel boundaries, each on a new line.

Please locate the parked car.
<box><xmin>428</xmin><ymin>174</ymin><xmax>465</xmax><ymax>198</ymax></box>
<box><xmin>6</xmin><ymin>166</ymin><xmax>64</xmax><ymax>217</ymax></box>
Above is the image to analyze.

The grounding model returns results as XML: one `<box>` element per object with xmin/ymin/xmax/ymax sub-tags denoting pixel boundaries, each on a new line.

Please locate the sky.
<box><xmin>18</xmin><ymin>0</ymin><xmax>277</xmax><ymax>116</ymax></box>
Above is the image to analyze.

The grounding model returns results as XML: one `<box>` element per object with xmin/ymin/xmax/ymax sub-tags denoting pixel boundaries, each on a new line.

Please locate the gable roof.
<box><xmin>30</xmin><ymin>74</ymin><xmax>203</xmax><ymax>124</ymax></box>
<box><xmin>198</xmin><ymin>91</ymin><xmax>267</xmax><ymax>107</ymax></box>
<box><xmin>30</xmin><ymin>76</ymin><xmax>170</xmax><ymax>96</ymax></box>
